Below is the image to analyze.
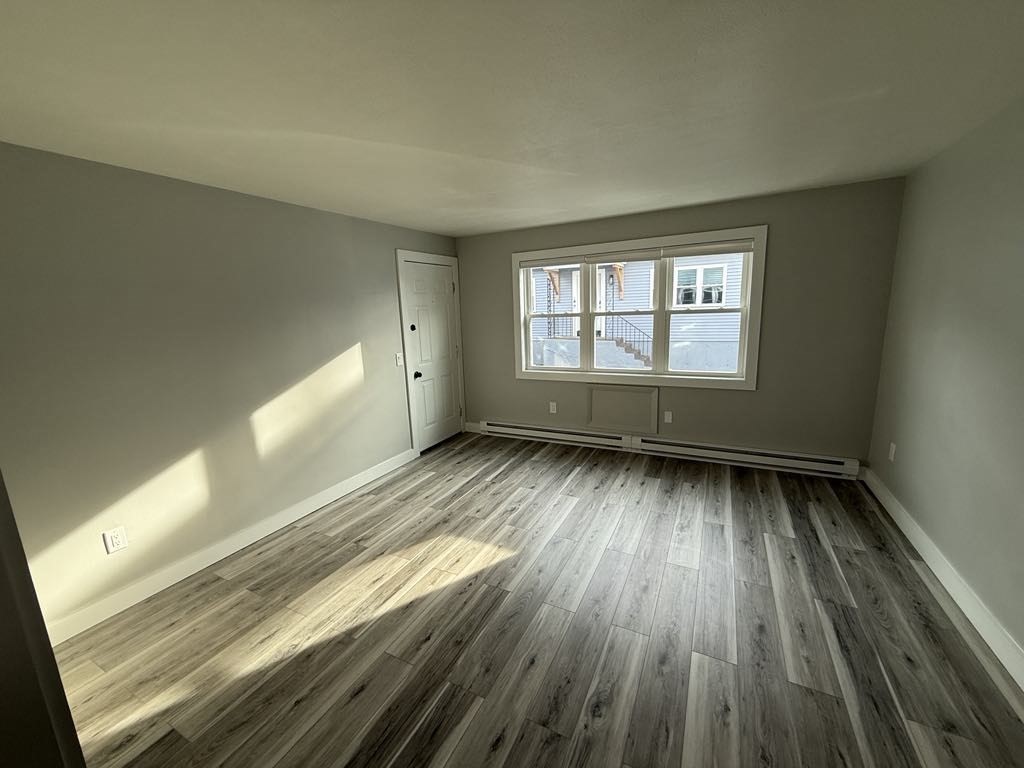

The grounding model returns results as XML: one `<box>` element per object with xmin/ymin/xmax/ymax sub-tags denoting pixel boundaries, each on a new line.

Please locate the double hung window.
<box><xmin>513</xmin><ymin>226</ymin><xmax>766</xmax><ymax>389</ymax></box>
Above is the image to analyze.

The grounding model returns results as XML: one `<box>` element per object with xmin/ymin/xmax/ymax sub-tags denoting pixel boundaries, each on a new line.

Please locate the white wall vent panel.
<box><xmin>588</xmin><ymin>385</ymin><xmax>658</xmax><ymax>433</ymax></box>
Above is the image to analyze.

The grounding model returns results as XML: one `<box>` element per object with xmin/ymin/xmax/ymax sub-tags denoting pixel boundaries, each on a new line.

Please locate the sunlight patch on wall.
<box><xmin>107</xmin><ymin>449</ymin><xmax>210</xmax><ymax>530</ymax></box>
<box><xmin>33</xmin><ymin>449</ymin><xmax>210</xmax><ymax>622</ymax></box>
<box><xmin>249</xmin><ymin>343</ymin><xmax>365</xmax><ymax>457</ymax></box>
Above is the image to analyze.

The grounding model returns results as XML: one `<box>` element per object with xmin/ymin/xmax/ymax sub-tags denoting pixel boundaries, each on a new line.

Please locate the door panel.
<box><xmin>400</xmin><ymin>257</ymin><xmax>463</xmax><ymax>451</ymax></box>
<box><xmin>439</xmin><ymin>372</ymin><xmax>455</xmax><ymax>420</ymax></box>
<box><xmin>420</xmin><ymin>379</ymin><xmax>438</xmax><ymax>427</ymax></box>
<box><xmin>415</xmin><ymin>307</ymin><xmax>434</xmax><ymax>362</ymax></box>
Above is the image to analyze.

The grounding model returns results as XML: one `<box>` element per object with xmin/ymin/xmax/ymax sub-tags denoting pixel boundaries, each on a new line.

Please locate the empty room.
<box><xmin>2</xmin><ymin>2</ymin><xmax>1023</xmax><ymax>766</ymax></box>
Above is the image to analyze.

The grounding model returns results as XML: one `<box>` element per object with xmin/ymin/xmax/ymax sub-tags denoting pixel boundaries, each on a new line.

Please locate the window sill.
<box><xmin>515</xmin><ymin>368</ymin><xmax>756</xmax><ymax>390</ymax></box>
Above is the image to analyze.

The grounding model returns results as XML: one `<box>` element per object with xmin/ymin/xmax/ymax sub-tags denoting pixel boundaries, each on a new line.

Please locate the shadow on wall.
<box><xmin>23</xmin><ymin>342</ymin><xmax>372</xmax><ymax>627</ymax></box>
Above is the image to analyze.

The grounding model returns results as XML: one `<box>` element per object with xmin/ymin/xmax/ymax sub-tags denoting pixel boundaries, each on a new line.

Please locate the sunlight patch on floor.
<box><xmin>70</xmin><ymin>534</ymin><xmax>518</xmax><ymax>748</ymax></box>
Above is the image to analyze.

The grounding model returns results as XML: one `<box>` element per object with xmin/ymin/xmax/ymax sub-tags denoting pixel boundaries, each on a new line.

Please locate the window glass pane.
<box><xmin>672</xmin><ymin>254</ymin><xmax>745</xmax><ymax>308</ymax></box>
<box><xmin>527</xmin><ymin>264</ymin><xmax>580</xmax><ymax>313</ymax></box>
<box><xmin>595</xmin><ymin>313</ymin><xmax>654</xmax><ymax>370</ymax></box>
<box><xmin>529</xmin><ymin>316</ymin><xmax>580</xmax><ymax>368</ymax></box>
<box><xmin>668</xmin><ymin>312</ymin><xmax>741</xmax><ymax>373</ymax></box>
<box><xmin>674</xmin><ymin>268</ymin><xmax>696</xmax><ymax>306</ymax></box>
<box><xmin>594</xmin><ymin>260</ymin><xmax>655</xmax><ymax>312</ymax></box>
<box><xmin>702</xmin><ymin>266</ymin><xmax>724</xmax><ymax>304</ymax></box>
<box><xmin>702</xmin><ymin>287</ymin><xmax>722</xmax><ymax>304</ymax></box>
<box><xmin>676</xmin><ymin>269</ymin><xmax>697</xmax><ymax>285</ymax></box>
<box><xmin>703</xmin><ymin>266</ymin><xmax>724</xmax><ymax>284</ymax></box>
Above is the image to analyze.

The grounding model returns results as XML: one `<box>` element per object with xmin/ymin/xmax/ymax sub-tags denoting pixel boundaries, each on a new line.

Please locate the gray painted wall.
<box><xmin>869</xmin><ymin>98</ymin><xmax>1024</xmax><ymax>645</ymax></box>
<box><xmin>0</xmin><ymin>142</ymin><xmax>453</xmax><ymax>629</ymax></box>
<box><xmin>457</xmin><ymin>179</ymin><xmax>905</xmax><ymax>459</ymax></box>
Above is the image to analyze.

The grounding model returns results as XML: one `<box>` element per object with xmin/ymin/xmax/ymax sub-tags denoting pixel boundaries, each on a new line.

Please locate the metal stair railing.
<box><xmin>604</xmin><ymin>314</ymin><xmax>653</xmax><ymax>364</ymax></box>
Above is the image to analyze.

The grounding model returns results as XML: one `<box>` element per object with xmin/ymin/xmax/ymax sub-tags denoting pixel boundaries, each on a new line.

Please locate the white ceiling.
<box><xmin>2</xmin><ymin>1</ymin><xmax>1023</xmax><ymax>237</ymax></box>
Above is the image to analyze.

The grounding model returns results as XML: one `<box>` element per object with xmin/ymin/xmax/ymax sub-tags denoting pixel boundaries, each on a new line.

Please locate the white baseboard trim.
<box><xmin>46</xmin><ymin>448</ymin><xmax>419</xmax><ymax>645</ymax></box>
<box><xmin>862</xmin><ymin>468</ymin><xmax>1024</xmax><ymax>691</ymax></box>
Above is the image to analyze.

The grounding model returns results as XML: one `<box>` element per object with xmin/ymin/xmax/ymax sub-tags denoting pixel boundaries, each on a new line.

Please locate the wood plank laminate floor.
<box><xmin>53</xmin><ymin>434</ymin><xmax>1024</xmax><ymax>767</ymax></box>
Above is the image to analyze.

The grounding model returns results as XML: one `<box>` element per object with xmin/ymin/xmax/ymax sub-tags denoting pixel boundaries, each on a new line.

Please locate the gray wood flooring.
<box><xmin>53</xmin><ymin>434</ymin><xmax>1024</xmax><ymax>767</ymax></box>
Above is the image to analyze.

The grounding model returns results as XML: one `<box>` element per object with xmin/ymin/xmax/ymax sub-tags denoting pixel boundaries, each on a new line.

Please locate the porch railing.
<box><xmin>537</xmin><ymin>314</ymin><xmax>653</xmax><ymax>366</ymax></box>
<box><xmin>544</xmin><ymin>315</ymin><xmax>579</xmax><ymax>338</ymax></box>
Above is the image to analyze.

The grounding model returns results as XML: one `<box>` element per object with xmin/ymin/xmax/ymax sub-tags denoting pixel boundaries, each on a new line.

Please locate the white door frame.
<box><xmin>395</xmin><ymin>249</ymin><xmax>466</xmax><ymax>452</ymax></box>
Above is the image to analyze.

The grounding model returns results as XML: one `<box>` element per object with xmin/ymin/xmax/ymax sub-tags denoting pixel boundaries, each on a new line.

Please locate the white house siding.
<box><xmin>667</xmin><ymin>253</ymin><xmax>744</xmax><ymax>372</ymax></box>
<box><xmin>530</xmin><ymin>265</ymin><xmax>579</xmax><ymax>314</ymax></box>
<box><xmin>597</xmin><ymin>260</ymin><xmax>653</xmax><ymax>312</ymax></box>
<box><xmin>669</xmin><ymin>313</ymin><xmax>741</xmax><ymax>372</ymax></box>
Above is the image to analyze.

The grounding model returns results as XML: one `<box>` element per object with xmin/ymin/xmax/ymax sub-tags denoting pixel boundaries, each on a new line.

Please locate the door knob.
<box><xmin>413</xmin><ymin>371</ymin><xmax>423</xmax><ymax>379</ymax></box>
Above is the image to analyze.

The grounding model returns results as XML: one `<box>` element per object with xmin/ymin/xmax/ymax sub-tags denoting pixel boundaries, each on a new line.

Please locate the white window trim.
<box><xmin>511</xmin><ymin>225</ymin><xmax>767</xmax><ymax>390</ymax></box>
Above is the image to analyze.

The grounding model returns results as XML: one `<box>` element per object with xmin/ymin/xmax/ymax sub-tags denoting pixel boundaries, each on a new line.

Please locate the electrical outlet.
<box><xmin>395</xmin><ymin>352</ymin><xmax>404</xmax><ymax>367</ymax></box>
<box><xmin>548</xmin><ymin>401</ymin><xmax>558</xmax><ymax>414</ymax></box>
<box><xmin>102</xmin><ymin>526</ymin><xmax>128</xmax><ymax>554</ymax></box>
<box><xmin>888</xmin><ymin>442</ymin><xmax>897</xmax><ymax>462</ymax></box>
<box><xmin>664</xmin><ymin>410</ymin><xmax>673</xmax><ymax>424</ymax></box>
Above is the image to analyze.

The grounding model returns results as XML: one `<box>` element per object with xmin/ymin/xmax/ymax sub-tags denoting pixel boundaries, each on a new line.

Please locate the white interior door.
<box><xmin>397</xmin><ymin>252</ymin><xmax>464</xmax><ymax>452</ymax></box>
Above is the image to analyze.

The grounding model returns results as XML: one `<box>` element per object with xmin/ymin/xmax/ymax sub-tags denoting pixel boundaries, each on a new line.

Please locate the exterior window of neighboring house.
<box><xmin>513</xmin><ymin>226</ymin><xmax>767</xmax><ymax>389</ymax></box>
<box><xmin>674</xmin><ymin>264</ymin><xmax>726</xmax><ymax>307</ymax></box>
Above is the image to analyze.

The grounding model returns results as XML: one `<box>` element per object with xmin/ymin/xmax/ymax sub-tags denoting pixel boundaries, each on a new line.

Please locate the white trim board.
<box><xmin>862</xmin><ymin>468</ymin><xmax>1024</xmax><ymax>693</ymax></box>
<box><xmin>45</xmin><ymin>448</ymin><xmax>419</xmax><ymax>645</ymax></box>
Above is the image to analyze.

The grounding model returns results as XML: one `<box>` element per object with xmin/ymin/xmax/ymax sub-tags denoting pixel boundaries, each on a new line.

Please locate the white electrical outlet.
<box><xmin>664</xmin><ymin>410</ymin><xmax>673</xmax><ymax>424</ymax></box>
<box><xmin>548</xmin><ymin>401</ymin><xmax>558</xmax><ymax>414</ymax></box>
<box><xmin>395</xmin><ymin>352</ymin><xmax>404</xmax><ymax>367</ymax></box>
<box><xmin>102</xmin><ymin>526</ymin><xmax>128</xmax><ymax>554</ymax></box>
<box><xmin>888</xmin><ymin>442</ymin><xmax>897</xmax><ymax>462</ymax></box>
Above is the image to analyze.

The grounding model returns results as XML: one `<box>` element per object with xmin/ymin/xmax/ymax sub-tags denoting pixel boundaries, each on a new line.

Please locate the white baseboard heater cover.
<box><xmin>473</xmin><ymin>421</ymin><xmax>859</xmax><ymax>477</ymax></box>
<box><xmin>476</xmin><ymin>421</ymin><xmax>631</xmax><ymax>449</ymax></box>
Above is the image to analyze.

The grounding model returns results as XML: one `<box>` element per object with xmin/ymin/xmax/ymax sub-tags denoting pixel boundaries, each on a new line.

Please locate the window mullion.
<box><xmin>652</xmin><ymin>257</ymin><xmax>668</xmax><ymax>373</ymax></box>
<box><xmin>580</xmin><ymin>264</ymin><xmax>594</xmax><ymax>372</ymax></box>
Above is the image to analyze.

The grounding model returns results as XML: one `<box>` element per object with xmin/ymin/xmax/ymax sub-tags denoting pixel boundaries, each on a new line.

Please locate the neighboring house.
<box><xmin>530</xmin><ymin>253</ymin><xmax>744</xmax><ymax>373</ymax></box>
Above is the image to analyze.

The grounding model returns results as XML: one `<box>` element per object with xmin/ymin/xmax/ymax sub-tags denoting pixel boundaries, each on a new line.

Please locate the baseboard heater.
<box><xmin>475</xmin><ymin>421</ymin><xmax>632</xmax><ymax>449</ymax></box>
<box><xmin>472</xmin><ymin>421</ymin><xmax>859</xmax><ymax>478</ymax></box>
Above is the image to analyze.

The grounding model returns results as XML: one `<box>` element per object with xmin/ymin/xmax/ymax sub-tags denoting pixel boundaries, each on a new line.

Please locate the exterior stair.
<box><xmin>612</xmin><ymin>337</ymin><xmax>653</xmax><ymax>367</ymax></box>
